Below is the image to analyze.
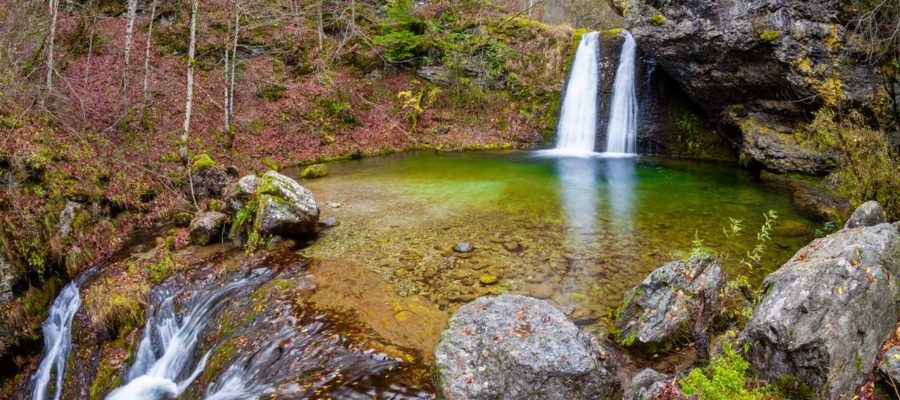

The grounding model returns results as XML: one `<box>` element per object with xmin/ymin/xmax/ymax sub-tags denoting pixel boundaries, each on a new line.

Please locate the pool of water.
<box><xmin>292</xmin><ymin>151</ymin><xmax>818</xmax><ymax>333</ymax></box>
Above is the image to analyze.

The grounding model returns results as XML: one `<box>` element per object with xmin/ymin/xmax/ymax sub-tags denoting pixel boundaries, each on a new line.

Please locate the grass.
<box><xmin>680</xmin><ymin>341</ymin><xmax>777</xmax><ymax>400</ymax></box>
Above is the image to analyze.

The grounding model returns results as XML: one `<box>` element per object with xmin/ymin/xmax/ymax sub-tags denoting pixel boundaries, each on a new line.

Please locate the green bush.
<box><xmin>680</xmin><ymin>342</ymin><xmax>774</xmax><ymax>400</ymax></box>
<box><xmin>373</xmin><ymin>0</ymin><xmax>424</xmax><ymax>63</ymax></box>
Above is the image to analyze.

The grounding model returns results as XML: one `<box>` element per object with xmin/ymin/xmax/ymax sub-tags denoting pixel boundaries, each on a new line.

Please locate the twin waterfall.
<box><xmin>556</xmin><ymin>30</ymin><xmax>638</xmax><ymax>155</ymax></box>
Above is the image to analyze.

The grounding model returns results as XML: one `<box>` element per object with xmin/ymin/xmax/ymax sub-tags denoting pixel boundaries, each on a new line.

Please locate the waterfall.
<box><xmin>554</xmin><ymin>31</ymin><xmax>600</xmax><ymax>155</ymax></box>
<box><xmin>106</xmin><ymin>269</ymin><xmax>273</xmax><ymax>400</ymax></box>
<box><xmin>604</xmin><ymin>31</ymin><xmax>638</xmax><ymax>155</ymax></box>
<box><xmin>30</xmin><ymin>283</ymin><xmax>81</xmax><ymax>400</ymax></box>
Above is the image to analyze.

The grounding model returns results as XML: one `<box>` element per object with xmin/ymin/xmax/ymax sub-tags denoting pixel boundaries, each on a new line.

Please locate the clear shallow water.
<box><xmin>297</xmin><ymin>151</ymin><xmax>818</xmax><ymax>331</ymax></box>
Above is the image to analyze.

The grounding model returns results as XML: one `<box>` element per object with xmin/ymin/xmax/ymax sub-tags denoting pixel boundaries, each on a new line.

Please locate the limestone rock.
<box><xmin>844</xmin><ymin>200</ymin><xmax>888</xmax><ymax>229</ymax></box>
<box><xmin>741</xmin><ymin>220</ymin><xmax>900</xmax><ymax>399</ymax></box>
<box><xmin>254</xmin><ymin>171</ymin><xmax>319</xmax><ymax>239</ymax></box>
<box><xmin>434</xmin><ymin>295</ymin><xmax>621</xmax><ymax>399</ymax></box>
<box><xmin>189</xmin><ymin>211</ymin><xmax>229</xmax><ymax>246</ymax></box>
<box><xmin>615</xmin><ymin>256</ymin><xmax>726</xmax><ymax>354</ymax></box>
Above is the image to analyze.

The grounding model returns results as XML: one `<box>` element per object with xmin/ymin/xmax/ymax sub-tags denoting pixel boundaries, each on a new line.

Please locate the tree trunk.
<box><xmin>45</xmin><ymin>0</ymin><xmax>59</xmax><ymax>98</ymax></box>
<box><xmin>317</xmin><ymin>0</ymin><xmax>324</xmax><ymax>51</ymax></box>
<box><xmin>122</xmin><ymin>0</ymin><xmax>138</xmax><ymax>112</ymax></box>
<box><xmin>182</xmin><ymin>0</ymin><xmax>198</xmax><ymax>163</ymax></box>
<box><xmin>229</xmin><ymin>4</ymin><xmax>240</xmax><ymax>128</ymax></box>
<box><xmin>142</xmin><ymin>0</ymin><xmax>159</xmax><ymax>109</ymax></box>
<box><xmin>223</xmin><ymin>3</ymin><xmax>232</xmax><ymax>133</ymax></box>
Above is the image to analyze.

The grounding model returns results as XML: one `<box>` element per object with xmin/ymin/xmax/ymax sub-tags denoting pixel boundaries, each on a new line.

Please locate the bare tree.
<box><xmin>45</xmin><ymin>0</ymin><xmax>59</xmax><ymax>98</ymax></box>
<box><xmin>317</xmin><ymin>0</ymin><xmax>324</xmax><ymax>51</ymax></box>
<box><xmin>224</xmin><ymin>0</ymin><xmax>241</xmax><ymax>136</ymax></box>
<box><xmin>182</xmin><ymin>0</ymin><xmax>198</xmax><ymax>163</ymax></box>
<box><xmin>122</xmin><ymin>0</ymin><xmax>138</xmax><ymax>112</ymax></box>
<box><xmin>142</xmin><ymin>0</ymin><xmax>160</xmax><ymax>109</ymax></box>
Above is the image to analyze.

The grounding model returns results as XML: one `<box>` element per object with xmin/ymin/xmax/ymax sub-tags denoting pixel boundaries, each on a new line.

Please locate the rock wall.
<box><xmin>617</xmin><ymin>0</ymin><xmax>884</xmax><ymax>174</ymax></box>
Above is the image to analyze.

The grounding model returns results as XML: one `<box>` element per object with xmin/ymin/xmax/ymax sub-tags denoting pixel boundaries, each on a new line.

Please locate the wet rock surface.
<box><xmin>741</xmin><ymin>210</ymin><xmax>900</xmax><ymax>399</ymax></box>
<box><xmin>434</xmin><ymin>295</ymin><xmax>621</xmax><ymax>400</ymax></box>
<box><xmin>614</xmin><ymin>256</ymin><xmax>726</xmax><ymax>354</ymax></box>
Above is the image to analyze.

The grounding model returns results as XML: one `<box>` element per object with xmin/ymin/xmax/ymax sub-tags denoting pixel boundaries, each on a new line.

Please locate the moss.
<box><xmin>148</xmin><ymin>253</ymin><xmax>175</xmax><ymax>283</ymax></box>
<box><xmin>758</xmin><ymin>30</ymin><xmax>781</xmax><ymax>42</ymax></box>
<box><xmin>300</xmin><ymin>164</ymin><xmax>328</xmax><ymax>179</ymax></box>
<box><xmin>256</xmin><ymin>83</ymin><xmax>286</xmax><ymax>102</ymax></box>
<box><xmin>601</xmin><ymin>28</ymin><xmax>624</xmax><ymax>40</ymax></box>
<box><xmin>796</xmin><ymin>57</ymin><xmax>813</xmax><ymax>74</ymax></box>
<box><xmin>816</xmin><ymin>77</ymin><xmax>844</xmax><ymax>106</ymax></box>
<box><xmin>649</xmin><ymin>14</ymin><xmax>666</xmax><ymax>25</ymax></box>
<box><xmin>190</xmin><ymin>153</ymin><xmax>217</xmax><ymax>173</ymax></box>
<box><xmin>772</xmin><ymin>375</ymin><xmax>815</xmax><ymax>400</ymax></box>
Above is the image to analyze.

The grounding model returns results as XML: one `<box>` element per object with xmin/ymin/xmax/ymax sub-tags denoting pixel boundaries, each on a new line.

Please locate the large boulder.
<box><xmin>614</xmin><ymin>255</ymin><xmax>726</xmax><ymax>354</ymax></box>
<box><xmin>741</xmin><ymin>208</ymin><xmax>900</xmax><ymax>399</ymax></box>
<box><xmin>189</xmin><ymin>211</ymin><xmax>229</xmax><ymax>246</ymax></box>
<box><xmin>620</xmin><ymin>0</ymin><xmax>881</xmax><ymax>175</ymax></box>
<box><xmin>434</xmin><ymin>295</ymin><xmax>621</xmax><ymax>399</ymax></box>
<box><xmin>254</xmin><ymin>171</ymin><xmax>319</xmax><ymax>239</ymax></box>
<box><xmin>223</xmin><ymin>175</ymin><xmax>259</xmax><ymax>214</ymax></box>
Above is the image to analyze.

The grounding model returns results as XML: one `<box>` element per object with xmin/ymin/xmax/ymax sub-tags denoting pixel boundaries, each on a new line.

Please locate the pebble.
<box><xmin>329</xmin><ymin>202</ymin><xmax>342</xmax><ymax>209</ymax></box>
<box><xmin>479</xmin><ymin>275</ymin><xmax>499</xmax><ymax>285</ymax></box>
<box><xmin>319</xmin><ymin>216</ymin><xmax>339</xmax><ymax>228</ymax></box>
<box><xmin>453</xmin><ymin>242</ymin><xmax>475</xmax><ymax>253</ymax></box>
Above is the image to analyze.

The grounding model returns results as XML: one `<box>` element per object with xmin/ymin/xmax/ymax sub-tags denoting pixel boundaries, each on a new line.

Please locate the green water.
<box><xmin>294</xmin><ymin>151</ymin><xmax>818</xmax><ymax>332</ymax></box>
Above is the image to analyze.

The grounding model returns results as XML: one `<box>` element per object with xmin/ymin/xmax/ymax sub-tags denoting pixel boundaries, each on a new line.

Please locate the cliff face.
<box><xmin>618</xmin><ymin>0</ymin><xmax>886</xmax><ymax>174</ymax></box>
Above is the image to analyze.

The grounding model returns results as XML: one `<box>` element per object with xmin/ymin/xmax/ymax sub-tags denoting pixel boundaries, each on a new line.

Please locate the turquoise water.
<box><xmin>296</xmin><ymin>151</ymin><xmax>817</xmax><ymax>329</ymax></box>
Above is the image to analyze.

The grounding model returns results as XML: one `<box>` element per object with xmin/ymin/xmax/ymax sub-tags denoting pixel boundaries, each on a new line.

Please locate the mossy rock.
<box><xmin>190</xmin><ymin>154</ymin><xmax>218</xmax><ymax>173</ymax></box>
<box><xmin>300</xmin><ymin>164</ymin><xmax>328</xmax><ymax>179</ymax></box>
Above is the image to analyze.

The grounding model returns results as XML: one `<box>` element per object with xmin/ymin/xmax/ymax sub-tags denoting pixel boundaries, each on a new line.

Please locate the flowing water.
<box><xmin>605</xmin><ymin>31</ymin><xmax>638</xmax><ymax>155</ymax></box>
<box><xmin>30</xmin><ymin>283</ymin><xmax>81</xmax><ymax>400</ymax></box>
<box><xmin>554</xmin><ymin>31</ymin><xmax>600</xmax><ymax>154</ymax></box>
<box><xmin>106</xmin><ymin>269</ymin><xmax>275</xmax><ymax>400</ymax></box>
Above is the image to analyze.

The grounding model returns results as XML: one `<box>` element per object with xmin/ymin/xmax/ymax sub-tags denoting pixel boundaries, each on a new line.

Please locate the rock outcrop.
<box><xmin>434</xmin><ymin>295</ymin><xmax>621</xmax><ymax>399</ymax></box>
<box><xmin>0</xmin><ymin>252</ymin><xmax>18</xmax><ymax>304</ymax></box>
<box><xmin>741</xmin><ymin>203</ymin><xmax>900</xmax><ymax>399</ymax></box>
<box><xmin>620</xmin><ymin>0</ymin><xmax>881</xmax><ymax>174</ymax></box>
<box><xmin>614</xmin><ymin>255</ymin><xmax>726</xmax><ymax>354</ymax></box>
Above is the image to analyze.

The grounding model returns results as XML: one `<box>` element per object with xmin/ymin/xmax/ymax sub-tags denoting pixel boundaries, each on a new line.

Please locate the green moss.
<box><xmin>758</xmin><ymin>30</ymin><xmax>781</xmax><ymax>42</ymax></box>
<box><xmin>680</xmin><ymin>341</ymin><xmax>775</xmax><ymax>400</ymax></box>
<box><xmin>300</xmin><ymin>164</ymin><xmax>328</xmax><ymax>179</ymax></box>
<box><xmin>649</xmin><ymin>14</ymin><xmax>666</xmax><ymax>25</ymax></box>
<box><xmin>601</xmin><ymin>28</ymin><xmax>624</xmax><ymax>40</ymax></box>
<box><xmin>256</xmin><ymin>83</ymin><xmax>286</xmax><ymax>102</ymax></box>
<box><xmin>149</xmin><ymin>253</ymin><xmax>175</xmax><ymax>283</ymax></box>
<box><xmin>190</xmin><ymin>154</ymin><xmax>217</xmax><ymax>173</ymax></box>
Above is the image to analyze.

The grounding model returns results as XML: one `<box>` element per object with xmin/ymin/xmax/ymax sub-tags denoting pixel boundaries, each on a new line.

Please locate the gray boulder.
<box><xmin>741</xmin><ymin>220</ymin><xmax>900</xmax><ymax>400</ymax></box>
<box><xmin>186</xmin><ymin>163</ymin><xmax>228</xmax><ymax>201</ymax></box>
<box><xmin>0</xmin><ymin>253</ymin><xmax>18</xmax><ymax>304</ymax></box>
<box><xmin>626</xmin><ymin>368</ymin><xmax>669</xmax><ymax>400</ymax></box>
<box><xmin>189</xmin><ymin>211</ymin><xmax>229</xmax><ymax>246</ymax></box>
<box><xmin>844</xmin><ymin>200</ymin><xmax>888</xmax><ymax>229</ymax></box>
<box><xmin>614</xmin><ymin>256</ymin><xmax>726</xmax><ymax>354</ymax></box>
<box><xmin>434</xmin><ymin>295</ymin><xmax>621</xmax><ymax>400</ymax></box>
<box><xmin>224</xmin><ymin>175</ymin><xmax>260</xmax><ymax>214</ymax></box>
<box><xmin>254</xmin><ymin>171</ymin><xmax>319</xmax><ymax>239</ymax></box>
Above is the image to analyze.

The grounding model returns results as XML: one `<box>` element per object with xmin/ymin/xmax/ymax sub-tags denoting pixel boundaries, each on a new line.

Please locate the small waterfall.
<box><xmin>30</xmin><ymin>283</ymin><xmax>81</xmax><ymax>400</ymax></box>
<box><xmin>554</xmin><ymin>31</ymin><xmax>600</xmax><ymax>155</ymax></box>
<box><xmin>106</xmin><ymin>269</ymin><xmax>273</xmax><ymax>400</ymax></box>
<box><xmin>604</xmin><ymin>31</ymin><xmax>638</xmax><ymax>155</ymax></box>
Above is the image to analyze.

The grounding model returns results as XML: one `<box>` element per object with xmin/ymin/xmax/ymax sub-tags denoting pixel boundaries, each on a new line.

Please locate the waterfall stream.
<box><xmin>604</xmin><ymin>31</ymin><xmax>638</xmax><ymax>155</ymax></box>
<box><xmin>554</xmin><ymin>31</ymin><xmax>600</xmax><ymax>155</ymax></box>
<box><xmin>106</xmin><ymin>268</ymin><xmax>273</xmax><ymax>400</ymax></box>
<box><xmin>30</xmin><ymin>283</ymin><xmax>81</xmax><ymax>400</ymax></box>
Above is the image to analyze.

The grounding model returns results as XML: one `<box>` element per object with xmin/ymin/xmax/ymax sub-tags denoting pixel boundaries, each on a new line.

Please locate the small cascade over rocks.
<box><xmin>604</xmin><ymin>31</ymin><xmax>638</xmax><ymax>155</ymax></box>
<box><xmin>30</xmin><ymin>283</ymin><xmax>81</xmax><ymax>400</ymax></box>
<box><xmin>553</xmin><ymin>31</ymin><xmax>600</xmax><ymax>155</ymax></box>
<box><xmin>106</xmin><ymin>268</ymin><xmax>274</xmax><ymax>400</ymax></box>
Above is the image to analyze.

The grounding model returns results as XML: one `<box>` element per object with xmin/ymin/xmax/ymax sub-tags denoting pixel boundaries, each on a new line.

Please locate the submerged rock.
<box><xmin>434</xmin><ymin>295</ymin><xmax>621</xmax><ymax>399</ymax></box>
<box><xmin>300</xmin><ymin>164</ymin><xmax>328</xmax><ymax>179</ymax></box>
<box><xmin>189</xmin><ymin>211</ymin><xmax>229</xmax><ymax>246</ymax></box>
<box><xmin>614</xmin><ymin>256</ymin><xmax>725</xmax><ymax>354</ymax></box>
<box><xmin>741</xmin><ymin>208</ymin><xmax>900</xmax><ymax>399</ymax></box>
<box><xmin>452</xmin><ymin>242</ymin><xmax>474</xmax><ymax>253</ymax></box>
<box><xmin>319</xmin><ymin>216</ymin><xmax>339</xmax><ymax>228</ymax></box>
<box><xmin>255</xmin><ymin>171</ymin><xmax>319</xmax><ymax>239</ymax></box>
<box><xmin>844</xmin><ymin>200</ymin><xmax>888</xmax><ymax>229</ymax></box>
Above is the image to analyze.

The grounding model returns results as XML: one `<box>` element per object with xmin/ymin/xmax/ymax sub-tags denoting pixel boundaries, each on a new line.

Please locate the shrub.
<box><xmin>680</xmin><ymin>341</ymin><xmax>774</xmax><ymax>400</ymax></box>
<box><xmin>373</xmin><ymin>0</ymin><xmax>424</xmax><ymax>63</ymax></box>
<box><xmin>809</xmin><ymin>109</ymin><xmax>900</xmax><ymax>219</ymax></box>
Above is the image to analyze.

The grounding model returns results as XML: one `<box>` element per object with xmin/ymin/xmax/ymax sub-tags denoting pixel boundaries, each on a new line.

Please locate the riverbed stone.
<box><xmin>614</xmin><ymin>255</ymin><xmax>726</xmax><ymax>354</ymax></box>
<box><xmin>452</xmin><ymin>242</ymin><xmax>474</xmax><ymax>253</ymax></box>
<box><xmin>741</xmin><ymin>219</ymin><xmax>900</xmax><ymax>400</ymax></box>
<box><xmin>255</xmin><ymin>171</ymin><xmax>319</xmax><ymax>239</ymax></box>
<box><xmin>189</xmin><ymin>211</ymin><xmax>229</xmax><ymax>246</ymax></box>
<box><xmin>844</xmin><ymin>200</ymin><xmax>888</xmax><ymax>229</ymax></box>
<box><xmin>434</xmin><ymin>295</ymin><xmax>621</xmax><ymax>399</ymax></box>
